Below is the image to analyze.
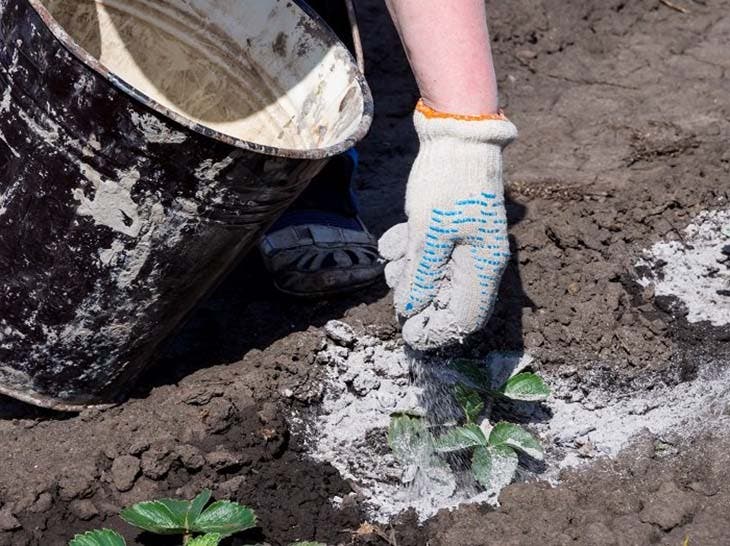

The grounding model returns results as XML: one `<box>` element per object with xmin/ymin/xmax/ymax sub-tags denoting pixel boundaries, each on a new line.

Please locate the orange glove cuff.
<box><xmin>415</xmin><ymin>98</ymin><xmax>507</xmax><ymax>122</ymax></box>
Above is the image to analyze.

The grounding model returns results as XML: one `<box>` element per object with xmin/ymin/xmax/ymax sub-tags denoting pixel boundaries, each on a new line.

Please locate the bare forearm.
<box><xmin>384</xmin><ymin>0</ymin><xmax>499</xmax><ymax>115</ymax></box>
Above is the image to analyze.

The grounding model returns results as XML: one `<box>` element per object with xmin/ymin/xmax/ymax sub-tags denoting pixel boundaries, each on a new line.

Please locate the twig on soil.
<box><xmin>658</xmin><ymin>0</ymin><xmax>690</xmax><ymax>13</ymax></box>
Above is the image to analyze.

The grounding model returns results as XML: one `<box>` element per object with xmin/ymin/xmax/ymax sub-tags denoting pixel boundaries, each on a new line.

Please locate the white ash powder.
<box><xmin>637</xmin><ymin>208</ymin><xmax>730</xmax><ymax>326</ymax></box>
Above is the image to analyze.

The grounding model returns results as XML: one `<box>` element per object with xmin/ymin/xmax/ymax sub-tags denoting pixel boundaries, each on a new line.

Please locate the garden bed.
<box><xmin>1</xmin><ymin>0</ymin><xmax>729</xmax><ymax>544</ymax></box>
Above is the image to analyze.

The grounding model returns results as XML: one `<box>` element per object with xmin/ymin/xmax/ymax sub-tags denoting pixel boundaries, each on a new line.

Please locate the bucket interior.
<box><xmin>36</xmin><ymin>0</ymin><xmax>368</xmax><ymax>152</ymax></box>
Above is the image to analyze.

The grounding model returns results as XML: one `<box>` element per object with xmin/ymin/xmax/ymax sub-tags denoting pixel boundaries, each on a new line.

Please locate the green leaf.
<box><xmin>434</xmin><ymin>423</ymin><xmax>487</xmax><ymax>453</ymax></box>
<box><xmin>188</xmin><ymin>533</ymin><xmax>223</xmax><ymax>546</ymax></box>
<box><xmin>451</xmin><ymin>358</ymin><xmax>492</xmax><ymax>389</ymax></box>
<box><xmin>69</xmin><ymin>529</ymin><xmax>126</xmax><ymax>546</ymax></box>
<box><xmin>499</xmin><ymin>373</ymin><xmax>551</xmax><ymax>402</ymax></box>
<box><xmin>488</xmin><ymin>445</ymin><xmax>519</xmax><ymax>490</ymax></box>
<box><xmin>471</xmin><ymin>446</ymin><xmax>492</xmax><ymax>487</ymax></box>
<box><xmin>387</xmin><ymin>414</ymin><xmax>432</xmax><ymax>463</ymax></box>
<box><xmin>192</xmin><ymin>500</ymin><xmax>257</xmax><ymax>537</ymax></box>
<box><xmin>488</xmin><ymin>422</ymin><xmax>544</xmax><ymax>460</ymax></box>
<box><xmin>454</xmin><ymin>384</ymin><xmax>484</xmax><ymax>423</ymax></box>
<box><xmin>471</xmin><ymin>445</ymin><xmax>520</xmax><ymax>490</ymax></box>
<box><xmin>188</xmin><ymin>489</ymin><xmax>212</xmax><ymax>525</ymax></box>
<box><xmin>120</xmin><ymin>499</ymin><xmax>191</xmax><ymax>534</ymax></box>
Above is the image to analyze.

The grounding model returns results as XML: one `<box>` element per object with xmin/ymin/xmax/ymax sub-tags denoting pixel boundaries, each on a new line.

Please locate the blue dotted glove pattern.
<box><xmin>404</xmin><ymin>191</ymin><xmax>509</xmax><ymax>316</ymax></box>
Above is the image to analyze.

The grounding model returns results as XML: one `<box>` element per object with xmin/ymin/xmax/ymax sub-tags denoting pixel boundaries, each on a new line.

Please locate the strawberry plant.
<box><xmin>67</xmin><ymin>490</ymin><xmax>329</xmax><ymax>546</ymax></box>
<box><xmin>68</xmin><ymin>490</ymin><xmax>255</xmax><ymax>546</ymax></box>
<box><xmin>388</xmin><ymin>357</ymin><xmax>550</xmax><ymax>492</ymax></box>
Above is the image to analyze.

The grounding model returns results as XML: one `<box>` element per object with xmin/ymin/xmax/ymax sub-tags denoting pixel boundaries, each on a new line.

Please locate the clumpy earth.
<box><xmin>2</xmin><ymin>0</ymin><xmax>730</xmax><ymax>545</ymax></box>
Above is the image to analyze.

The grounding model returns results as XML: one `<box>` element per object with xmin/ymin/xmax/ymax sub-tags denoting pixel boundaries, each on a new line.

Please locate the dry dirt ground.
<box><xmin>2</xmin><ymin>0</ymin><xmax>730</xmax><ymax>545</ymax></box>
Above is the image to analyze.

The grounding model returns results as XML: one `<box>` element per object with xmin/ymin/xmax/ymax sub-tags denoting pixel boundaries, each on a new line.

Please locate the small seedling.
<box><xmin>388</xmin><ymin>357</ymin><xmax>550</xmax><ymax>493</ymax></box>
<box><xmin>68</xmin><ymin>490</ymin><xmax>256</xmax><ymax>546</ymax></box>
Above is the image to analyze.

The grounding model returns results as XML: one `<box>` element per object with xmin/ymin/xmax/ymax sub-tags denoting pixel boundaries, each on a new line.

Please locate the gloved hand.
<box><xmin>379</xmin><ymin>100</ymin><xmax>517</xmax><ymax>350</ymax></box>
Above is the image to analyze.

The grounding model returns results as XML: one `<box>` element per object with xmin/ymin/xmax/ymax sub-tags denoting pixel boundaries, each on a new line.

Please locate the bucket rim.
<box><xmin>26</xmin><ymin>0</ymin><xmax>374</xmax><ymax>160</ymax></box>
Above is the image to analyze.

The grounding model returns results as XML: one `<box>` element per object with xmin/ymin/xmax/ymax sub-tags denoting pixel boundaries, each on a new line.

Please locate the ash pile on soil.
<box><xmin>636</xmin><ymin>208</ymin><xmax>730</xmax><ymax>326</ymax></box>
<box><xmin>296</xmin><ymin>319</ymin><xmax>730</xmax><ymax>524</ymax></box>
<box><xmin>537</xmin><ymin>360</ymin><xmax>730</xmax><ymax>475</ymax></box>
<box><xmin>292</xmin><ymin>320</ymin><xmax>490</xmax><ymax>523</ymax></box>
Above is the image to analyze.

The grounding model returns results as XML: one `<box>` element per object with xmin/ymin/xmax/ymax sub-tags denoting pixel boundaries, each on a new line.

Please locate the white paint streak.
<box><xmin>72</xmin><ymin>166</ymin><xmax>142</xmax><ymax>237</ymax></box>
<box><xmin>129</xmin><ymin>111</ymin><xmax>188</xmax><ymax>144</ymax></box>
<box><xmin>194</xmin><ymin>156</ymin><xmax>235</xmax><ymax>181</ymax></box>
<box><xmin>0</xmin><ymin>49</ymin><xmax>22</xmax><ymax>161</ymax></box>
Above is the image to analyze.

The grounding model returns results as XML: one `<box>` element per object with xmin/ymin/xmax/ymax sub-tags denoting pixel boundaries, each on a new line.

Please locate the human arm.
<box><xmin>379</xmin><ymin>1</ymin><xmax>517</xmax><ymax>349</ymax></box>
<box><xmin>383</xmin><ymin>0</ymin><xmax>499</xmax><ymax>115</ymax></box>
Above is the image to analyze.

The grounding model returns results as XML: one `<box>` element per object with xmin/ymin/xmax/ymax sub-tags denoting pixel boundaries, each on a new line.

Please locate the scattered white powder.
<box><xmin>294</xmin><ymin>326</ymin><xmax>496</xmax><ymax>522</ymax></box>
<box><xmin>637</xmin><ymin>208</ymin><xmax>730</xmax><ymax>326</ymax></box>
<box><xmin>295</xmin><ymin>321</ymin><xmax>730</xmax><ymax>523</ymax></box>
<box><xmin>536</xmin><ymin>362</ymin><xmax>730</xmax><ymax>478</ymax></box>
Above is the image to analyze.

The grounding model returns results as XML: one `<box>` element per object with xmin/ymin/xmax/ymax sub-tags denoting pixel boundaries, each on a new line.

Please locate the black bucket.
<box><xmin>0</xmin><ymin>0</ymin><xmax>373</xmax><ymax>410</ymax></box>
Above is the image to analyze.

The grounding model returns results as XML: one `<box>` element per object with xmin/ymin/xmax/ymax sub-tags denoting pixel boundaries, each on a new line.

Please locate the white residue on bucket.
<box><xmin>636</xmin><ymin>208</ymin><xmax>730</xmax><ymax>326</ymax></box>
<box><xmin>129</xmin><ymin>111</ymin><xmax>188</xmax><ymax>144</ymax></box>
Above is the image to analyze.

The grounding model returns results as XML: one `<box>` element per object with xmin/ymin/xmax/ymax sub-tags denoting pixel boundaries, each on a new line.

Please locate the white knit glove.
<box><xmin>379</xmin><ymin>101</ymin><xmax>517</xmax><ymax>350</ymax></box>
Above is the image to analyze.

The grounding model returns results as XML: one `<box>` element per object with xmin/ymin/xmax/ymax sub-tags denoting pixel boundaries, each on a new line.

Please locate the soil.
<box><xmin>2</xmin><ymin>0</ymin><xmax>730</xmax><ymax>545</ymax></box>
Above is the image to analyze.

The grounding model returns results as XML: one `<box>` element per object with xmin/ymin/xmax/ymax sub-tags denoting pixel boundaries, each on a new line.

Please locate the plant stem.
<box><xmin>183</xmin><ymin>533</ymin><xmax>191</xmax><ymax>545</ymax></box>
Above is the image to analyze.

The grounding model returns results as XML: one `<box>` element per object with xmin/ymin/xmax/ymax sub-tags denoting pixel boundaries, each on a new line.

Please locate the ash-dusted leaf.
<box><xmin>387</xmin><ymin>414</ymin><xmax>432</xmax><ymax>463</ymax></box>
<box><xmin>434</xmin><ymin>423</ymin><xmax>487</xmax><ymax>453</ymax></box>
<box><xmin>487</xmin><ymin>445</ymin><xmax>519</xmax><ymax>491</ymax></box>
<box><xmin>121</xmin><ymin>499</ymin><xmax>191</xmax><ymax>534</ymax></box>
<box><xmin>451</xmin><ymin>358</ymin><xmax>492</xmax><ymax>389</ymax></box>
<box><xmin>188</xmin><ymin>533</ymin><xmax>223</xmax><ymax>546</ymax></box>
<box><xmin>188</xmin><ymin>489</ymin><xmax>212</xmax><ymax>524</ymax></box>
<box><xmin>471</xmin><ymin>446</ymin><xmax>492</xmax><ymax>487</ymax></box>
<box><xmin>499</xmin><ymin>373</ymin><xmax>550</xmax><ymax>402</ymax></box>
<box><xmin>454</xmin><ymin>384</ymin><xmax>484</xmax><ymax>423</ymax></box>
<box><xmin>192</xmin><ymin>500</ymin><xmax>257</xmax><ymax>537</ymax></box>
<box><xmin>69</xmin><ymin>529</ymin><xmax>126</xmax><ymax>546</ymax></box>
<box><xmin>472</xmin><ymin>445</ymin><xmax>519</xmax><ymax>491</ymax></box>
<box><xmin>489</xmin><ymin>422</ymin><xmax>544</xmax><ymax>460</ymax></box>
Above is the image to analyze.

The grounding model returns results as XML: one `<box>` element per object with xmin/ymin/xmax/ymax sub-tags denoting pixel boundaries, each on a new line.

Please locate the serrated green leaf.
<box><xmin>387</xmin><ymin>414</ymin><xmax>432</xmax><ymax>463</ymax></box>
<box><xmin>488</xmin><ymin>422</ymin><xmax>544</xmax><ymax>460</ymax></box>
<box><xmin>451</xmin><ymin>358</ymin><xmax>492</xmax><ymax>389</ymax></box>
<box><xmin>499</xmin><ymin>373</ymin><xmax>551</xmax><ymax>402</ymax></box>
<box><xmin>121</xmin><ymin>499</ymin><xmax>191</xmax><ymax>534</ymax></box>
<box><xmin>68</xmin><ymin>529</ymin><xmax>126</xmax><ymax>546</ymax></box>
<box><xmin>192</xmin><ymin>500</ymin><xmax>257</xmax><ymax>536</ymax></box>
<box><xmin>434</xmin><ymin>423</ymin><xmax>487</xmax><ymax>453</ymax></box>
<box><xmin>188</xmin><ymin>533</ymin><xmax>223</xmax><ymax>546</ymax></box>
<box><xmin>454</xmin><ymin>384</ymin><xmax>484</xmax><ymax>423</ymax></box>
<box><xmin>188</xmin><ymin>489</ymin><xmax>212</xmax><ymax>525</ymax></box>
